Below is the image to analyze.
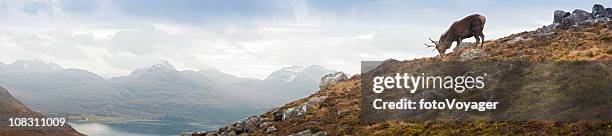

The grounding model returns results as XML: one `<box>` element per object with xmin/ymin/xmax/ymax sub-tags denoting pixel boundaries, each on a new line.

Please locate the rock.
<box><xmin>242</xmin><ymin>116</ymin><xmax>261</xmax><ymax>132</ymax></box>
<box><xmin>265</xmin><ymin>126</ymin><xmax>277</xmax><ymax>134</ymax></box>
<box><xmin>272</xmin><ymin>109</ymin><xmax>283</xmax><ymax>121</ymax></box>
<box><xmin>289</xmin><ymin>129</ymin><xmax>328</xmax><ymax>136</ymax></box>
<box><xmin>459</xmin><ymin>49</ymin><xmax>488</xmax><ymax>61</ymax></box>
<box><xmin>283</xmin><ymin>96</ymin><xmax>328</xmax><ymax>120</ymax></box>
<box><xmin>595</xmin><ymin>17</ymin><xmax>610</xmax><ymax>23</ymax></box>
<box><xmin>561</xmin><ymin>9</ymin><xmax>592</xmax><ymax>29</ymax></box>
<box><xmin>554</xmin><ymin>10</ymin><xmax>571</xmax><ymax>23</ymax></box>
<box><xmin>259</xmin><ymin>121</ymin><xmax>272</xmax><ymax>128</ymax></box>
<box><xmin>506</xmin><ymin>36</ymin><xmax>525</xmax><ymax>44</ymax></box>
<box><xmin>179</xmin><ymin>132</ymin><xmax>191</xmax><ymax>136</ymax></box>
<box><xmin>592</xmin><ymin>4</ymin><xmax>605</xmax><ymax>18</ymax></box>
<box><xmin>283</xmin><ymin>106</ymin><xmax>302</xmax><ymax>120</ymax></box>
<box><xmin>452</xmin><ymin>42</ymin><xmax>476</xmax><ymax>52</ymax></box>
<box><xmin>578</xmin><ymin>19</ymin><xmax>596</xmax><ymax>26</ymax></box>
<box><xmin>535</xmin><ymin>32</ymin><xmax>555</xmax><ymax>40</ymax></box>
<box><xmin>319</xmin><ymin>72</ymin><xmax>348</xmax><ymax>89</ymax></box>
<box><xmin>537</xmin><ymin>23</ymin><xmax>560</xmax><ymax>34</ymax></box>
<box><xmin>572</xmin><ymin>9</ymin><xmax>592</xmax><ymax>21</ymax></box>
<box><xmin>606</xmin><ymin>8</ymin><xmax>612</xmax><ymax>18</ymax></box>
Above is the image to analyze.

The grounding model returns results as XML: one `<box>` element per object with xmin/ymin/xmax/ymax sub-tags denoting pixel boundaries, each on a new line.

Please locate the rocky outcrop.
<box><xmin>319</xmin><ymin>72</ymin><xmax>348</xmax><ymax>89</ymax></box>
<box><xmin>555</xmin><ymin>4</ymin><xmax>612</xmax><ymax>29</ymax></box>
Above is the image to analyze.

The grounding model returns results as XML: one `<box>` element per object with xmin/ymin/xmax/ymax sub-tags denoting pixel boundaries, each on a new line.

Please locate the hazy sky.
<box><xmin>0</xmin><ymin>0</ymin><xmax>607</xmax><ymax>79</ymax></box>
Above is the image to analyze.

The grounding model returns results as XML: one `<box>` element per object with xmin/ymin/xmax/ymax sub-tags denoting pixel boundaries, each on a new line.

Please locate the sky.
<box><xmin>0</xmin><ymin>0</ymin><xmax>608</xmax><ymax>79</ymax></box>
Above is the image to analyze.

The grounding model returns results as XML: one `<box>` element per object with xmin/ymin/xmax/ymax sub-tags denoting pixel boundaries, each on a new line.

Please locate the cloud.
<box><xmin>0</xmin><ymin>0</ymin><xmax>607</xmax><ymax>79</ymax></box>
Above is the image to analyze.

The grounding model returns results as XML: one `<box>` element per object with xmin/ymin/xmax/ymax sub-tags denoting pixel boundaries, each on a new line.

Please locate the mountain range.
<box><xmin>0</xmin><ymin>60</ymin><xmax>336</xmax><ymax>122</ymax></box>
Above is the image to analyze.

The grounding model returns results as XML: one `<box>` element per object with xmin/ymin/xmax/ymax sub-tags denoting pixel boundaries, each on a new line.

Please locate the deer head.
<box><xmin>424</xmin><ymin>37</ymin><xmax>449</xmax><ymax>57</ymax></box>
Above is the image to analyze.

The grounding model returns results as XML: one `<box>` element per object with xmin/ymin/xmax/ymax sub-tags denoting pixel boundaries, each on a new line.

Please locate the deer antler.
<box><xmin>424</xmin><ymin>37</ymin><xmax>437</xmax><ymax>48</ymax></box>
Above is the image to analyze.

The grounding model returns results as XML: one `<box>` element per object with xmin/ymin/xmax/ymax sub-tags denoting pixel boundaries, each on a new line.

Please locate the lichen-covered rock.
<box><xmin>506</xmin><ymin>36</ymin><xmax>525</xmax><ymax>44</ymax></box>
<box><xmin>283</xmin><ymin>96</ymin><xmax>328</xmax><ymax>120</ymax></box>
<box><xmin>319</xmin><ymin>72</ymin><xmax>348</xmax><ymax>89</ymax></box>
<box><xmin>259</xmin><ymin>121</ymin><xmax>272</xmax><ymax>128</ymax></box>
<box><xmin>459</xmin><ymin>49</ymin><xmax>488</xmax><ymax>61</ymax></box>
<box><xmin>289</xmin><ymin>129</ymin><xmax>328</xmax><ymax>136</ymax></box>
<box><xmin>265</xmin><ymin>126</ymin><xmax>277</xmax><ymax>134</ymax></box>
<box><xmin>554</xmin><ymin>10</ymin><xmax>571</xmax><ymax>23</ymax></box>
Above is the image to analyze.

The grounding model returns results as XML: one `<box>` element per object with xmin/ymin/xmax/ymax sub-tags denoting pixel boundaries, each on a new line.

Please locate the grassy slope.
<box><xmin>245</xmin><ymin>22</ymin><xmax>612</xmax><ymax>135</ymax></box>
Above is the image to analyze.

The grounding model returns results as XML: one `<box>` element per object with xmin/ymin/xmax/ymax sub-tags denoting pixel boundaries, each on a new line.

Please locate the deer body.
<box><xmin>426</xmin><ymin>14</ymin><xmax>486</xmax><ymax>56</ymax></box>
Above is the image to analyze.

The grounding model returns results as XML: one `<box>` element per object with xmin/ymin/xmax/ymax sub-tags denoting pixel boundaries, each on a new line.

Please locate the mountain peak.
<box><xmin>266</xmin><ymin>65</ymin><xmax>334</xmax><ymax>82</ymax></box>
<box><xmin>7</xmin><ymin>59</ymin><xmax>63</xmax><ymax>73</ymax></box>
<box><xmin>148</xmin><ymin>60</ymin><xmax>176</xmax><ymax>72</ymax></box>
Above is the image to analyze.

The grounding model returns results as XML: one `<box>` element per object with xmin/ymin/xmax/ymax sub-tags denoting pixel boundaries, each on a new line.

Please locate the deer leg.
<box><xmin>456</xmin><ymin>40</ymin><xmax>462</xmax><ymax>48</ymax></box>
<box><xmin>480</xmin><ymin>34</ymin><xmax>485</xmax><ymax>47</ymax></box>
<box><xmin>474</xmin><ymin>36</ymin><xmax>481</xmax><ymax>48</ymax></box>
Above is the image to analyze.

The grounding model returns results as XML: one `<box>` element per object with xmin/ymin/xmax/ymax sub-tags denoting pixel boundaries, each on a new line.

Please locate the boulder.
<box><xmin>259</xmin><ymin>121</ymin><xmax>272</xmax><ymax>128</ymax></box>
<box><xmin>561</xmin><ymin>9</ymin><xmax>593</xmax><ymax>29</ymax></box>
<box><xmin>265</xmin><ymin>126</ymin><xmax>278</xmax><ymax>134</ymax></box>
<box><xmin>606</xmin><ymin>8</ymin><xmax>612</xmax><ymax>18</ymax></box>
<box><xmin>289</xmin><ymin>129</ymin><xmax>328</xmax><ymax>136</ymax></box>
<box><xmin>319</xmin><ymin>72</ymin><xmax>348</xmax><ymax>89</ymax></box>
<box><xmin>572</xmin><ymin>9</ymin><xmax>592</xmax><ymax>21</ymax></box>
<box><xmin>452</xmin><ymin>42</ymin><xmax>477</xmax><ymax>52</ymax></box>
<box><xmin>554</xmin><ymin>10</ymin><xmax>571</xmax><ymax>23</ymax></box>
<box><xmin>272</xmin><ymin>109</ymin><xmax>283</xmax><ymax>121</ymax></box>
<box><xmin>242</xmin><ymin>116</ymin><xmax>261</xmax><ymax>132</ymax></box>
<box><xmin>537</xmin><ymin>23</ymin><xmax>560</xmax><ymax>34</ymax></box>
<box><xmin>459</xmin><ymin>49</ymin><xmax>488</xmax><ymax>61</ymax></box>
<box><xmin>506</xmin><ymin>36</ymin><xmax>525</xmax><ymax>44</ymax></box>
<box><xmin>592</xmin><ymin>4</ymin><xmax>605</xmax><ymax>18</ymax></box>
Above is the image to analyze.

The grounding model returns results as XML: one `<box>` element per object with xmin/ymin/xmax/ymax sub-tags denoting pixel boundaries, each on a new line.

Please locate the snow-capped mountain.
<box><xmin>0</xmin><ymin>59</ymin><xmax>63</xmax><ymax>73</ymax></box>
<box><xmin>265</xmin><ymin>65</ymin><xmax>335</xmax><ymax>83</ymax></box>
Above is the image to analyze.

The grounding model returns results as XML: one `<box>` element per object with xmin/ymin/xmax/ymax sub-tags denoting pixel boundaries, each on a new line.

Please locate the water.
<box><xmin>70</xmin><ymin>121</ymin><xmax>215</xmax><ymax>136</ymax></box>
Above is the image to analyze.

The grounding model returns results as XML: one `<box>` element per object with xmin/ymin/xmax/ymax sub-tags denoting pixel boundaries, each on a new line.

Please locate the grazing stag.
<box><xmin>425</xmin><ymin>14</ymin><xmax>486</xmax><ymax>57</ymax></box>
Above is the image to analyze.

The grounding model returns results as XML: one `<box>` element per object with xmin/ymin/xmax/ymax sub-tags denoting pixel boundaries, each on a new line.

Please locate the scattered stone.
<box><xmin>459</xmin><ymin>49</ymin><xmax>488</xmax><ymax>61</ymax></box>
<box><xmin>289</xmin><ymin>129</ymin><xmax>328</xmax><ymax>136</ymax></box>
<box><xmin>319</xmin><ymin>72</ymin><xmax>348</xmax><ymax>89</ymax></box>
<box><xmin>554</xmin><ymin>10</ymin><xmax>571</xmax><ymax>23</ymax></box>
<box><xmin>265</xmin><ymin>126</ymin><xmax>278</xmax><ymax>134</ymax></box>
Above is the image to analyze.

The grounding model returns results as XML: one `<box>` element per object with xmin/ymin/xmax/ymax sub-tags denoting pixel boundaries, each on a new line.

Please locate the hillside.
<box><xmin>0</xmin><ymin>87</ymin><xmax>83</xmax><ymax>136</ymax></box>
<box><xmin>183</xmin><ymin>5</ymin><xmax>612</xmax><ymax>136</ymax></box>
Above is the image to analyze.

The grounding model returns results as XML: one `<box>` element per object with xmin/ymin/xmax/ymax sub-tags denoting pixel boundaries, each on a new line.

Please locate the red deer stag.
<box><xmin>425</xmin><ymin>14</ymin><xmax>486</xmax><ymax>57</ymax></box>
